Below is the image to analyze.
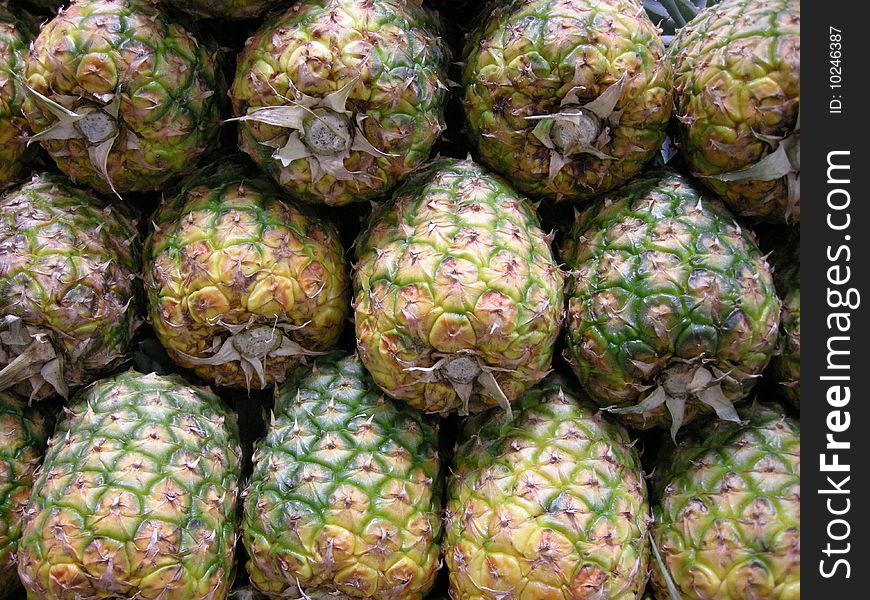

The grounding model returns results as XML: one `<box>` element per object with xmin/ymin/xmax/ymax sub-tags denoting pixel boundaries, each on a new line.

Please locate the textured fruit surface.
<box><xmin>651</xmin><ymin>402</ymin><xmax>800</xmax><ymax>600</ymax></box>
<box><xmin>462</xmin><ymin>0</ymin><xmax>672</xmax><ymax>201</ymax></box>
<box><xmin>445</xmin><ymin>377</ymin><xmax>650</xmax><ymax>599</ymax></box>
<box><xmin>354</xmin><ymin>158</ymin><xmax>564</xmax><ymax>415</ymax></box>
<box><xmin>144</xmin><ymin>159</ymin><xmax>349</xmax><ymax>389</ymax></box>
<box><xmin>17</xmin><ymin>371</ymin><xmax>243</xmax><ymax>600</ymax></box>
<box><xmin>243</xmin><ymin>353</ymin><xmax>441</xmax><ymax>600</ymax></box>
<box><xmin>229</xmin><ymin>0</ymin><xmax>450</xmax><ymax>206</ymax></box>
<box><xmin>23</xmin><ymin>0</ymin><xmax>223</xmax><ymax>196</ymax></box>
<box><xmin>159</xmin><ymin>0</ymin><xmax>292</xmax><ymax>19</ymax></box>
<box><xmin>0</xmin><ymin>393</ymin><xmax>47</xmax><ymax>599</ymax></box>
<box><xmin>670</xmin><ymin>0</ymin><xmax>800</xmax><ymax>223</ymax></box>
<box><xmin>771</xmin><ymin>230</ymin><xmax>799</xmax><ymax>408</ymax></box>
<box><xmin>0</xmin><ymin>174</ymin><xmax>140</xmax><ymax>401</ymax></box>
<box><xmin>0</xmin><ymin>4</ymin><xmax>36</xmax><ymax>189</ymax></box>
<box><xmin>561</xmin><ymin>169</ymin><xmax>780</xmax><ymax>435</ymax></box>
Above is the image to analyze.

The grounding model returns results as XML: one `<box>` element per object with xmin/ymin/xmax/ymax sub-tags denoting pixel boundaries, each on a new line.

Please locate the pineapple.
<box><xmin>17</xmin><ymin>371</ymin><xmax>243</xmax><ymax>600</ymax></box>
<box><xmin>669</xmin><ymin>0</ymin><xmax>800</xmax><ymax>223</ymax></box>
<box><xmin>229</xmin><ymin>0</ymin><xmax>451</xmax><ymax>206</ymax></box>
<box><xmin>22</xmin><ymin>0</ymin><xmax>224</xmax><ymax>197</ymax></box>
<box><xmin>0</xmin><ymin>393</ymin><xmax>47</xmax><ymax>599</ymax></box>
<box><xmin>158</xmin><ymin>0</ymin><xmax>292</xmax><ymax>19</ymax></box>
<box><xmin>561</xmin><ymin>169</ymin><xmax>780</xmax><ymax>437</ymax></box>
<box><xmin>0</xmin><ymin>3</ymin><xmax>37</xmax><ymax>189</ymax></box>
<box><xmin>444</xmin><ymin>377</ymin><xmax>650</xmax><ymax>599</ymax></box>
<box><xmin>144</xmin><ymin>158</ymin><xmax>350</xmax><ymax>390</ymax></box>
<box><xmin>242</xmin><ymin>353</ymin><xmax>441</xmax><ymax>599</ymax></box>
<box><xmin>353</xmin><ymin>158</ymin><xmax>564</xmax><ymax>415</ymax></box>
<box><xmin>771</xmin><ymin>230</ymin><xmax>799</xmax><ymax>408</ymax></box>
<box><xmin>462</xmin><ymin>0</ymin><xmax>673</xmax><ymax>202</ymax></box>
<box><xmin>0</xmin><ymin>173</ymin><xmax>140</xmax><ymax>401</ymax></box>
<box><xmin>650</xmin><ymin>402</ymin><xmax>800</xmax><ymax>599</ymax></box>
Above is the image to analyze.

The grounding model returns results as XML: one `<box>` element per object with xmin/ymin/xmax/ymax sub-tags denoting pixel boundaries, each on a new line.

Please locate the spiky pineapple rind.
<box><xmin>17</xmin><ymin>371</ymin><xmax>243</xmax><ymax>600</ymax></box>
<box><xmin>560</xmin><ymin>168</ymin><xmax>780</xmax><ymax>433</ymax></box>
<box><xmin>0</xmin><ymin>173</ymin><xmax>141</xmax><ymax>401</ymax></box>
<box><xmin>669</xmin><ymin>0</ymin><xmax>800</xmax><ymax>223</ymax></box>
<box><xmin>0</xmin><ymin>3</ymin><xmax>38</xmax><ymax>189</ymax></box>
<box><xmin>229</xmin><ymin>0</ymin><xmax>451</xmax><ymax>206</ymax></box>
<box><xmin>353</xmin><ymin>157</ymin><xmax>565</xmax><ymax>415</ymax></box>
<box><xmin>0</xmin><ymin>393</ymin><xmax>47</xmax><ymax>598</ymax></box>
<box><xmin>23</xmin><ymin>0</ymin><xmax>224</xmax><ymax>195</ymax></box>
<box><xmin>445</xmin><ymin>377</ymin><xmax>650</xmax><ymax>599</ymax></box>
<box><xmin>144</xmin><ymin>158</ymin><xmax>350</xmax><ymax>390</ymax></box>
<box><xmin>650</xmin><ymin>402</ymin><xmax>800</xmax><ymax>600</ymax></box>
<box><xmin>242</xmin><ymin>353</ymin><xmax>442</xmax><ymax>599</ymax></box>
<box><xmin>462</xmin><ymin>0</ymin><xmax>673</xmax><ymax>201</ymax></box>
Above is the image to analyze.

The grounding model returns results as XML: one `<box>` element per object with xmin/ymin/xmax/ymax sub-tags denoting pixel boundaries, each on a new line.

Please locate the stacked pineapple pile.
<box><xmin>0</xmin><ymin>0</ymin><xmax>799</xmax><ymax>599</ymax></box>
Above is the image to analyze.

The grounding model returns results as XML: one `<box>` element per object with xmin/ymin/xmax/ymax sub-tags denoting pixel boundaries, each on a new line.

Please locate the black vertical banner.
<box><xmin>804</xmin><ymin>1</ymin><xmax>868</xmax><ymax>595</ymax></box>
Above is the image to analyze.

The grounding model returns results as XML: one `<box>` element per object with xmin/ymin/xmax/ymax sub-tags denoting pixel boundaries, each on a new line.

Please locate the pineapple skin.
<box><xmin>22</xmin><ymin>0</ymin><xmax>223</xmax><ymax>195</ymax></box>
<box><xmin>144</xmin><ymin>158</ymin><xmax>350</xmax><ymax>390</ymax></box>
<box><xmin>651</xmin><ymin>402</ymin><xmax>800</xmax><ymax>599</ymax></box>
<box><xmin>0</xmin><ymin>393</ymin><xmax>47</xmax><ymax>599</ymax></box>
<box><xmin>444</xmin><ymin>377</ymin><xmax>650</xmax><ymax>599</ymax></box>
<box><xmin>242</xmin><ymin>353</ymin><xmax>442</xmax><ymax>599</ymax></box>
<box><xmin>353</xmin><ymin>158</ymin><xmax>564</xmax><ymax>415</ymax></box>
<box><xmin>0</xmin><ymin>3</ymin><xmax>37</xmax><ymax>190</ymax></box>
<box><xmin>0</xmin><ymin>173</ymin><xmax>140</xmax><ymax>401</ymax></box>
<box><xmin>462</xmin><ymin>0</ymin><xmax>673</xmax><ymax>201</ymax></box>
<box><xmin>670</xmin><ymin>0</ymin><xmax>801</xmax><ymax>223</ymax></box>
<box><xmin>17</xmin><ymin>371</ymin><xmax>243</xmax><ymax>600</ymax></box>
<box><xmin>230</xmin><ymin>0</ymin><xmax>451</xmax><ymax>206</ymax></box>
<box><xmin>560</xmin><ymin>169</ymin><xmax>781</xmax><ymax>433</ymax></box>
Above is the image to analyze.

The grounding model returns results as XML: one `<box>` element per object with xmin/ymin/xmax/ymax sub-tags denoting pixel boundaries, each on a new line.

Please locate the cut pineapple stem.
<box><xmin>176</xmin><ymin>322</ymin><xmax>322</xmax><ymax>390</ymax></box>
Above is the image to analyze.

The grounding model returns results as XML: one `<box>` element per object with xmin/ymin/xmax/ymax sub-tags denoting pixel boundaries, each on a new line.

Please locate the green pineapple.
<box><xmin>22</xmin><ymin>0</ymin><xmax>224</xmax><ymax>197</ymax></box>
<box><xmin>462</xmin><ymin>0</ymin><xmax>673</xmax><ymax>202</ymax></box>
<box><xmin>444</xmin><ymin>377</ymin><xmax>650</xmax><ymax>599</ymax></box>
<box><xmin>0</xmin><ymin>174</ymin><xmax>140</xmax><ymax>401</ymax></box>
<box><xmin>17</xmin><ymin>371</ymin><xmax>243</xmax><ymax>600</ymax></box>
<box><xmin>650</xmin><ymin>402</ymin><xmax>800</xmax><ymax>599</ymax></box>
<box><xmin>354</xmin><ymin>158</ymin><xmax>564</xmax><ymax>415</ymax></box>
<box><xmin>561</xmin><ymin>169</ymin><xmax>780</xmax><ymax>437</ymax></box>
<box><xmin>144</xmin><ymin>159</ymin><xmax>349</xmax><ymax>390</ymax></box>
<box><xmin>229</xmin><ymin>0</ymin><xmax>451</xmax><ymax>206</ymax></box>
<box><xmin>0</xmin><ymin>3</ymin><xmax>37</xmax><ymax>189</ymax></box>
<box><xmin>669</xmin><ymin>0</ymin><xmax>800</xmax><ymax>223</ymax></box>
<box><xmin>242</xmin><ymin>353</ymin><xmax>441</xmax><ymax>599</ymax></box>
<box><xmin>771</xmin><ymin>230</ymin><xmax>799</xmax><ymax>408</ymax></box>
<box><xmin>0</xmin><ymin>393</ymin><xmax>47</xmax><ymax>599</ymax></box>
